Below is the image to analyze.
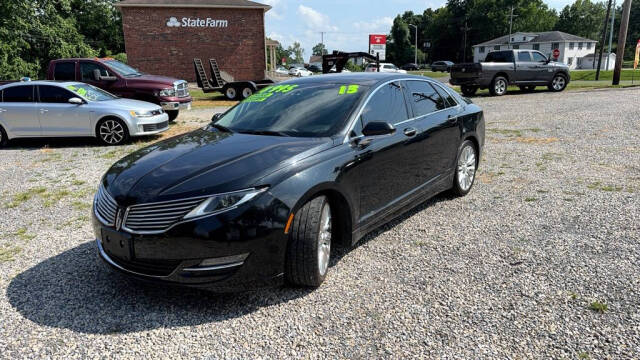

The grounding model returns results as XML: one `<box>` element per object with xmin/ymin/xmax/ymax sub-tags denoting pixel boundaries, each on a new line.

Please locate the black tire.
<box><xmin>166</xmin><ymin>110</ymin><xmax>179</xmax><ymax>122</ymax></box>
<box><xmin>490</xmin><ymin>76</ymin><xmax>508</xmax><ymax>96</ymax></box>
<box><xmin>240</xmin><ymin>86</ymin><xmax>254</xmax><ymax>99</ymax></box>
<box><xmin>548</xmin><ymin>73</ymin><xmax>567</xmax><ymax>92</ymax></box>
<box><xmin>223</xmin><ymin>85</ymin><xmax>239</xmax><ymax>100</ymax></box>
<box><xmin>451</xmin><ymin>140</ymin><xmax>478</xmax><ymax>197</ymax></box>
<box><xmin>285</xmin><ymin>196</ymin><xmax>333</xmax><ymax>287</ymax></box>
<box><xmin>461</xmin><ymin>85</ymin><xmax>478</xmax><ymax>96</ymax></box>
<box><xmin>0</xmin><ymin>125</ymin><xmax>8</xmax><ymax>148</ymax></box>
<box><xmin>96</xmin><ymin>118</ymin><xmax>129</xmax><ymax>146</ymax></box>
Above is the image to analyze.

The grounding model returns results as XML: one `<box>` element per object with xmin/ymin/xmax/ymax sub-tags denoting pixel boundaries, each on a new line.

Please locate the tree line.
<box><xmin>386</xmin><ymin>0</ymin><xmax>639</xmax><ymax>66</ymax></box>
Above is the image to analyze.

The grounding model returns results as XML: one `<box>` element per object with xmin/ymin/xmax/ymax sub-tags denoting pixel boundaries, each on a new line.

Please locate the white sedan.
<box><xmin>365</xmin><ymin>63</ymin><xmax>408</xmax><ymax>74</ymax></box>
<box><xmin>288</xmin><ymin>67</ymin><xmax>313</xmax><ymax>77</ymax></box>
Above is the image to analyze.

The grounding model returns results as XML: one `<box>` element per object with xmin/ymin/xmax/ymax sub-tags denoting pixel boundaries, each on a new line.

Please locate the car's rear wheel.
<box><xmin>451</xmin><ymin>140</ymin><xmax>478</xmax><ymax>196</ymax></box>
<box><xmin>548</xmin><ymin>74</ymin><xmax>567</xmax><ymax>92</ymax></box>
<box><xmin>285</xmin><ymin>195</ymin><xmax>332</xmax><ymax>287</ymax></box>
<box><xmin>461</xmin><ymin>85</ymin><xmax>478</xmax><ymax>96</ymax></box>
<box><xmin>0</xmin><ymin>125</ymin><xmax>8</xmax><ymax>148</ymax></box>
<box><xmin>490</xmin><ymin>76</ymin><xmax>508</xmax><ymax>96</ymax></box>
<box><xmin>97</xmin><ymin>118</ymin><xmax>129</xmax><ymax>146</ymax></box>
<box><xmin>166</xmin><ymin>110</ymin><xmax>179</xmax><ymax>122</ymax></box>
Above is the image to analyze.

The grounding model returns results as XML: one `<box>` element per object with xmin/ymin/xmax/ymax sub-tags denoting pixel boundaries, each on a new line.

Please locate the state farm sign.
<box><xmin>369</xmin><ymin>34</ymin><xmax>387</xmax><ymax>61</ymax></box>
<box><xmin>166</xmin><ymin>16</ymin><xmax>229</xmax><ymax>28</ymax></box>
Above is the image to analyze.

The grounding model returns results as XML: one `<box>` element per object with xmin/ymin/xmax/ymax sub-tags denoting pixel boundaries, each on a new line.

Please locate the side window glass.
<box><xmin>517</xmin><ymin>52</ymin><xmax>532</xmax><ymax>62</ymax></box>
<box><xmin>3</xmin><ymin>86</ymin><xmax>34</xmax><ymax>102</ymax></box>
<box><xmin>54</xmin><ymin>62</ymin><xmax>75</xmax><ymax>81</ymax></box>
<box><xmin>432</xmin><ymin>83</ymin><xmax>457</xmax><ymax>107</ymax></box>
<box><xmin>361</xmin><ymin>82</ymin><xmax>408</xmax><ymax>126</ymax></box>
<box><xmin>39</xmin><ymin>85</ymin><xmax>74</xmax><ymax>103</ymax></box>
<box><xmin>405</xmin><ymin>80</ymin><xmax>445</xmax><ymax>117</ymax></box>
<box><xmin>532</xmin><ymin>52</ymin><xmax>547</xmax><ymax>62</ymax></box>
<box><xmin>80</xmin><ymin>62</ymin><xmax>109</xmax><ymax>81</ymax></box>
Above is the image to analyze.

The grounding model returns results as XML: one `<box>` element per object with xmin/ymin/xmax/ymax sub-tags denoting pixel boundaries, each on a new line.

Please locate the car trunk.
<box><xmin>450</xmin><ymin>63</ymin><xmax>482</xmax><ymax>79</ymax></box>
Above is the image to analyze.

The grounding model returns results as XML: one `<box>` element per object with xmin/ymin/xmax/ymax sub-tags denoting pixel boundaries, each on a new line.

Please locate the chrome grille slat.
<box><xmin>94</xmin><ymin>185</ymin><xmax>117</xmax><ymax>226</ymax></box>
<box><xmin>123</xmin><ymin>196</ymin><xmax>205</xmax><ymax>233</ymax></box>
<box><xmin>127</xmin><ymin>204</ymin><xmax>200</xmax><ymax>213</ymax></box>
<box><xmin>129</xmin><ymin>199</ymin><xmax>203</xmax><ymax>210</ymax></box>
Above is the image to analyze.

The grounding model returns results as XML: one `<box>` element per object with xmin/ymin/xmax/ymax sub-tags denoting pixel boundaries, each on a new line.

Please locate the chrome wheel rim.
<box><xmin>242</xmin><ymin>88</ymin><xmax>253</xmax><ymax>98</ymax></box>
<box><xmin>99</xmin><ymin>120</ymin><xmax>124</xmax><ymax>144</ymax></box>
<box><xmin>457</xmin><ymin>145</ymin><xmax>476</xmax><ymax>191</ymax></box>
<box><xmin>226</xmin><ymin>88</ymin><xmax>236</xmax><ymax>99</ymax></box>
<box><xmin>317</xmin><ymin>202</ymin><xmax>332</xmax><ymax>276</ymax></box>
<box><xmin>495</xmin><ymin>79</ymin><xmax>506</xmax><ymax>95</ymax></box>
<box><xmin>553</xmin><ymin>76</ymin><xmax>565</xmax><ymax>90</ymax></box>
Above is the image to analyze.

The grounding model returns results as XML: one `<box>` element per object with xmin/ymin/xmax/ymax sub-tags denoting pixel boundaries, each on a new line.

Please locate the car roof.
<box><xmin>279</xmin><ymin>73</ymin><xmax>432</xmax><ymax>87</ymax></box>
<box><xmin>0</xmin><ymin>80</ymin><xmax>84</xmax><ymax>89</ymax></box>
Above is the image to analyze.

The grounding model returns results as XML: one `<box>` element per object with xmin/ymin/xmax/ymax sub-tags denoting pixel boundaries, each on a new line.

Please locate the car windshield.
<box><xmin>213</xmin><ymin>83</ymin><xmax>369</xmax><ymax>137</ymax></box>
<box><xmin>66</xmin><ymin>83</ymin><xmax>118</xmax><ymax>101</ymax></box>
<box><xmin>104</xmin><ymin>60</ymin><xmax>142</xmax><ymax>77</ymax></box>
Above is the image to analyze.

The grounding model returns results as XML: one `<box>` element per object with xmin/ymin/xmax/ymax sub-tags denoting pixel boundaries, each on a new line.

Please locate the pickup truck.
<box><xmin>449</xmin><ymin>50</ymin><xmax>570</xmax><ymax>96</ymax></box>
<box><xmin>47</xmin><ymin>58</ymin><xmax>192</xmax><ymax>121</ymax></box>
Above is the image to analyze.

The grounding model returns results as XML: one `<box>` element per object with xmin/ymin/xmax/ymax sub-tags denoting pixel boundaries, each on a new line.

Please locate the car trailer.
<box><xmin>322</xmin><ymin>51</ymin><xmax>380</xmax><ymax>73</ymax></box>
<box><xmin>194</xmin><ymin>58</ymin><xmax>275</xmax><ymax>100</ymax></box>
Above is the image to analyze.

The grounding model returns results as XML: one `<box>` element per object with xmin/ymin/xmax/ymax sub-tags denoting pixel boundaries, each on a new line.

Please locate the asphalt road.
<box><xmin>0</xmin><ymin>87</ymin><xmax>638</xmax><ymax>358</ymax></box>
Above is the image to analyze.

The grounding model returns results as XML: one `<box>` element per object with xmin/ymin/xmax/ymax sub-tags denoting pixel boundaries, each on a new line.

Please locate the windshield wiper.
<box><xmin>211</xmin><ymin>123</ymin><xmax>233</xmax><ymax>133</ymax></box>
<box><xmin>238</xmin><ymin>130</ymin><xmax>290</xmax><ymax>137</ymax></box>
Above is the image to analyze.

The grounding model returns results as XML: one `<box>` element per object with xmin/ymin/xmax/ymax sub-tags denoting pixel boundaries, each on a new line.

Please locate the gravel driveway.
<box><xmin>0</xmin><ymin>88</ymin><xmax>638</xmax><ymax>359</ymax></box>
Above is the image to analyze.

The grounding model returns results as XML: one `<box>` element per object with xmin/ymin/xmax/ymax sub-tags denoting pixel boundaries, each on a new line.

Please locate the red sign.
<box><xmin>552</xmin><ymin>48</ymin><xmax>560</xmax><ymax>59</ymax></box>
<box><xmin>369</xmin><ymin>35</ymin><xmax>387</xmax><ymax>45</ymax></box>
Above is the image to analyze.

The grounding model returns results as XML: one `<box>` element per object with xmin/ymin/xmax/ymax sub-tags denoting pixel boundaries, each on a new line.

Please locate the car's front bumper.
<box><xmin>129</xmin><ymin>113</ymin><xmax>170</xmax><ymax>136</ymax></box>
<box><xmin>160</xmin><ymin>96</ymin><xmax>192</xmax><ymax>111</ymax></box>
<box><xmin>92</xmin><ymin>193</ymin><xmax>290</xmax><ymax>291</ymax></box>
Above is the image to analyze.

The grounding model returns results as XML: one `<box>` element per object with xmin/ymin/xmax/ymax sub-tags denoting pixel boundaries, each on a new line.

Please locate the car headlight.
<box><xmin>130</xmin><ymin>110</ymin><xmax>154</xmax><ymax>118</ymax></box>
<box><xmin>159</xmin><ymin>88</ymin><xmax>176</xmax><ymax>97</ymax></box>
<box><xmin>183</xmin><ymin>188</ymin><xmax>267</xmax><ymax>220</ymax></box>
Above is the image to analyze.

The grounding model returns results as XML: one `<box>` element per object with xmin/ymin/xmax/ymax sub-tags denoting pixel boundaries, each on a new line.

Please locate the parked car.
<box><xmin>274</xmin><ymin>66</ymin><xmax>289</xmax><ymax>75</ymax></box>
<box><xmin>47</xmin><ymin>58</ymin><xmax>192</xmax><ymax>122</ymax></box>
<box><xmin>92</xmin><ymin>73</ymin><xmax>485</xmax><ymax>291</ymax></box>
<box><xmin>364</xmin><ymin>63</ymin><xmax>407</xmax><ymax>73</ymax></box>
<box><xmin>288</xmin><ymin>67</ymin><xmax>313</xmax><ymax>77</ymax></box>
<box><xmin>402</xmin><ymin>63</ymin><xmax>419</xmax><ymax>71</ymax></box>
<box><xmin>307</xmin><ymin>63</ymin><xmax>323</xmax><ymax>73</ymax></box>
<box><xmin>0</xmin><ymin>81</ymin><xmax>168</xmax><ymax>147</ymax></box>
<box><xmin>431</xmin><ymin>61</ymin><xmax>455</xmax><ymax>72</ymax></box>
<box><xmin>449</xmin><ymin>50</ymin><xmax>570</xmax><ymax>96</ymax></box>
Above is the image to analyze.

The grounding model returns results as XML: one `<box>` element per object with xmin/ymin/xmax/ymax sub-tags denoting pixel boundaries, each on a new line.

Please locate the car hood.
<box><xmin>102</xmin><ymin>128</ymin><xmax>332</xmax><ymax>205</ymax></box>
<box><xmin>125</xmin><ymin>74</ymin><xmax>180</xmax><ymax>87</ymax></box>
<box><xmin>99</xmin><ymin>98</ymin><xmax>162</xmax><ymax>111</ymax></box>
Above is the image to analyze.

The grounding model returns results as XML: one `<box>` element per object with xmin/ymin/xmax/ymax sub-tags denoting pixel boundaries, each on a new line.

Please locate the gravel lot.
<box><xmin>0</xmin><ymin>88</ymin><xmax>639</xmax><ymax>359</ymax></box>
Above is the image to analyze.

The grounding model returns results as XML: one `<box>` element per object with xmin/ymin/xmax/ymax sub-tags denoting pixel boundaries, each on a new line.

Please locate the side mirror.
<box><xmin>68</xmin><ymin>97</ymin><xmax>84</xmax><ymax>105</ymax></box>
<box><xmin>362</xmin><ymin>121</ymin><xmax>395</xmax><ymax>137</ymax></box>
<box><xmin>211</xmin><ymin>113</ymin><xmax>222</xmax><ymax>122</ymax></box>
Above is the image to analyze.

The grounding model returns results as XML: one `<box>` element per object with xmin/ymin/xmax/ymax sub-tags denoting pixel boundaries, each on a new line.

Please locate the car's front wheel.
<box><xmin>285</xmin><ymin>195</ymin><xmax>332</xmax><ymax>287</ymax></box>
<box><xmin>97</xmin><ymin>118</ymin><xmax>129</xmax><ymax>146</ymax></box>
<box><xmin>451</xmin><ymin>140</ymin><xmax>478</xmax><ymax>196</ymax></box>
<box><xmin>548</xmin><ymin>74</ymin><xmax>567</xmax><ymax>92</ymax></box>
<box><xmin>0</xmin><ymin>125</ymin><xmax>8</xmax><ymax>148</ymax></box>
<box><xmin>166</xmin><ymin>110</ymin><xmax>179</xmax><ymax>122</ymax></box>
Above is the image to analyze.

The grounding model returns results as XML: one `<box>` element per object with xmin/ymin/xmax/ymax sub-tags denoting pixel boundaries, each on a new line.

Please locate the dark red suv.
<box><xmin>47</xmin><ymin>58</ymin><xmax>192</xmax><ymax>121</ymax></box>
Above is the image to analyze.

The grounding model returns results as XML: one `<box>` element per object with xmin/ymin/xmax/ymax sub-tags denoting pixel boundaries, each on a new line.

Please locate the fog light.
<box><xmin>199</xmin><ymin>253</ymin><xmax>249</xmax><ymax>267</ymax></box>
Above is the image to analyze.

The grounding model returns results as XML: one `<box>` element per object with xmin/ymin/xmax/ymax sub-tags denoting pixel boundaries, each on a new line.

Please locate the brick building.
<box><xmin>115</xmin><ymin>0</ymin><xmax>271</xmax><ymax>82</ymax></box>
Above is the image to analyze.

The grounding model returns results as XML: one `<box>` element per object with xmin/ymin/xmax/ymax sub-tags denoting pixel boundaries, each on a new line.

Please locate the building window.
<box><xmin>513</xmin><ymin>45</ymin><xmax>520</xmax><ymax>49</ymax></box>
<box><xmin>494</xmin><ymin>45</ymin><xmax>500</xmax><ymax>51</ymax></box>
<box><xmin>522</xmin><ymin>36</ymin><xmax>526</xmax><ymax>41</ymax></box>
<box><xmin>532</xmin><ymin>44</ymin><xmax>540</xmax><ymax>50</ymax></box>
<box><xmin>479</xmin><ymin>46</ymin><xmax>485</xmax><ymax>53</ymax></box>
<box><xmin>569</xmin><ymin>42</ymin><xmax>574</xmax><ymax>49</ymax></box>
<box><xmin>552</xmin><ymin>43</ymin><xmax>559</xmax><ymax>50</ymax></box>
<box><xmin>568</xmin><ymin>57</ymin><xmax>573</xmax><ymax>65</ymax></box>
<box><xmin>587</xmin><ymin>42</ymin><xmax>592</xmax><ymax>50</ymax></box>
<box><xmin>578</xmin><ymin>42</ymin><xmax>583</xmax><ymax>50</ymax></box>
<box><xmin>511</xmin><ymin>37</ymin><xmax>515</xmax><ymax>42</ymax></box>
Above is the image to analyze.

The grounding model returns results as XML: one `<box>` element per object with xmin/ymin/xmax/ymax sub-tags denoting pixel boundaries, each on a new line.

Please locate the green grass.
<box><xmin>570</xmin><ymin>69</ymin><xmax>639</xmax><ymax>81</ymax></box>
<box><xmin>14</xmin><ymin>228</ymin><xmax>35</xmax><ymax>241</ymax></box>
<box><xmin>408</xmin><ymin>70</ymin><xmax>450</xmax><ymax>78</ymax></box>
<box><xmin>189</xmin><ymin>89</ymin><xmax>224</xmax><ymax>101</ymax></box>
<box><xmin>71</xmin><ymin>179</ymin><xmax>86</xmax><ymax>186</ymax></box>
<box><xmin>0</xmin><ymin>246</ymin><xmax>22</xmax><ymax>262</ymax></box>
<box><xmin>524</xmin><ymin>197</ymin><xmax>538</xmax><ymax>202</ymax></box>
<box><xmin>589</xmin><ymin>301</ymin><xmax>608</xmax><ymax>313</ymax></box>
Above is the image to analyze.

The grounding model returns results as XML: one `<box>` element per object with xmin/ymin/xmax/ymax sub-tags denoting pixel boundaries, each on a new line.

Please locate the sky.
<box><xmin>262</xmin><ymin>0</ymin><xmax>575</xmax><ymax>62</ymax></box>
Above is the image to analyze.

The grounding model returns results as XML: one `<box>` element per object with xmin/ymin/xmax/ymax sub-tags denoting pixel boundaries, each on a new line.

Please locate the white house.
<box><xmin>472</xmin><ymin>31</ymin><xmax>614</xmax><ymax>70</ymax></box>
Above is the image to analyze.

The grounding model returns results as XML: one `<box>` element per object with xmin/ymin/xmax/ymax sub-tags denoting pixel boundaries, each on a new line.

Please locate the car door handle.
<box><xmin>39</xmin><ymin>109</ymin><xmax>48</xmax><ymax>113</ymax></box>
<box><xmin>0</xmin><ymin>108</ymin><xmax>6</xmax><ymax>113</ymax></box>
<box><xmin>403</xmin><ymin>127</ymin><xmax>417</xmax><ymax>137</ymax></box>
<box><xmin>447</xmin><ymin>115</ymin><xmax>458</xmax><ymax>123</ymax></box>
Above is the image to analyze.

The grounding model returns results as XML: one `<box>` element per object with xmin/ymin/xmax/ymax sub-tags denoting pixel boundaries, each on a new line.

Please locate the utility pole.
<box><xmin>596</xmin><ymin>0</ymin><xmax>613</xmax><ymax>79</ymax></box>
<box><xmin>508</xmin><ymin>7</ymin><xmax>518</xmax><ymax>49</ymax></box>
<box><xmin>408</xmin><ymin>24</ymin><xmax>418</xmax><ymax>64</ymax></box>
<box><xmin>606</xmin><ymin>0</ymin><xmax>616</xmax><ymax>70</ymax></box>
<box><xmin>613</xmin><ymin>0</ymin><xmax>632</xmax><ymax>85</ymax></box>
<box><xmin>461</xmin><ymin>21</ymin><xmax>472</xmax><ymax>62</ymax></box>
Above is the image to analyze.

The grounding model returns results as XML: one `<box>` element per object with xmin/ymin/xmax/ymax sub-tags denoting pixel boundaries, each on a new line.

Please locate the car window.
<box><xmin>532</xmin><ymin>52</ymin><xmax>547</xmax><ymax>62</ymax></box>
<box><xmin>361</xmin><ymin>82</ymin><xmax>408</xmax><ymax>126</ymax></box>
<box><xmin>216</xmin><ymin>83</ymin><xmax>370</xmax><ymax>137</ymax></box>
<box><xmin>431</xmin><ymin>82</ymin><xmax>458</xmax><ymax>107</ymax></box>
<box><xmin>405</xmin><ymin>80</ymin><xmax>446</xmax><ymax>117</ymax></box>
<box><xmin>2</xmin><ymin>85</ymin><xmax>34</xmax><ymax>102</ymax></box>
<box><xmin>66</xmin><ymin>83</ymin><xmax>117</xmax><ymax>101</ymax></box>
<box><xmin>38</xmin><ymin>85</ymin><xmax>75</xmax><ymax>103</ymax></box>
<box><xmin>80</xmin><ymin>62</ymin><xmax>110</xmax><ymax>81</ymax></box>
<box><xmin>53</xmin><ymin>62</ymin><xmax>76</xmax><ymax>81</ymax></box>
<box><xmin>485</xmin><ymin>51</ymin><xmax>514</xmax><ymax>62</ymax></box>
<box><xmin>517</xmin><ymin>52</ymin><xmax>532</xmax><ymax>62</ymax></box>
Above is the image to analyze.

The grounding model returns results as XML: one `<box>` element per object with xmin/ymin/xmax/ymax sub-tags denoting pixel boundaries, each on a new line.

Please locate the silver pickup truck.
<box><xmin>449</xmin><ymin>50</ymin><xmax>570</xmax><ymax>96</ymax></box>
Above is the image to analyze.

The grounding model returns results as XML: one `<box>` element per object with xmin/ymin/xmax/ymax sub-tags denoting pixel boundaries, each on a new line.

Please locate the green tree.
<box><xmin>554</xmin><ymin>0</ymin><xmax>606</xmax><ymax>41</ymax></box>
<box><xmin>387</xmin><ymin>15</ymin><xmax>414</xmax><ymax>65</ymax></box>
<box><xmin>312</xmin><ymin>43</ymin><xmax>328</xmax><ymax>56</ymax></box>
<box><xmin>287</xmin><ymin>42</ymin><xmax>305</xmax><ymax>64</ymax></box>
<box><xmin>71</xmin><ymin>0</ymin><xmax>124</xmax><ymax>56</ymax></box>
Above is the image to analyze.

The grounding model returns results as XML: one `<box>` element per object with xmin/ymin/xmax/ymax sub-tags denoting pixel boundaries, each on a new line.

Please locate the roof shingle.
<box><xmin>474</xmin><ymin>31</ymin><xmax>595</xmax><ymax>46</ymax></box>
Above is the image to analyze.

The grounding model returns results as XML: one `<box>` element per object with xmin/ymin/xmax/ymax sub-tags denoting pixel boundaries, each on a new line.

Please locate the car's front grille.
<box><xmin>143</xmin><ymin>121</ymin><xmax>168</xmax><ymax>132</ymax></box>
<box><xmin>123</xmin><ymin>197</ymin><xmax>206</xmax><ymax>234</ymax></box>
<box><xmin>95</xmin><ymin>184</ymin><xmax>118</xmax><ymax>226</ymax></box>
<box><xmin>106</xmin><ymin>251</ymin><xmax>181</xmax><ymax>276</ymax></box>
<box><xmin>175</xmin><ymin>81</ymin><xmax>189</xmax><ymax>98</ymax></box>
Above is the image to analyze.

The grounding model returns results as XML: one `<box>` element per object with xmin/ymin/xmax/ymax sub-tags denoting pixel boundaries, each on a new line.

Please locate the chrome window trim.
<box><xmin>342</xmin><ymin>78</ymin><xmax>461</xmax><ymax>143</ymax></box>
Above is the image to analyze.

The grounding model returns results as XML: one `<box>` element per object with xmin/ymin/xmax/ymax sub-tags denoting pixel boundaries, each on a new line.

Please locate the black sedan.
<box><xmin>431</xmin><ymin>61</ymin><xmax>455</xmax><ymax>72</ymax></box>
<box><xmin>92</xmin><ymin>73</ymin><xmax>485</xmax><ymax>291</ymax></box>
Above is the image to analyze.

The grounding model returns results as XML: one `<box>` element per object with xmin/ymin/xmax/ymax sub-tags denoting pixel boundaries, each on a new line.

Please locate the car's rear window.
<box><xmin>215</xmin><ymin>83</ymin><xmax>370</xmax><ymax>137</ymax></box>
<box><xmin>485</xmin><ymin>51</ymin><xmax>514</xmax><ymax>62</ymax></box>
<box><xmin>54</xmin><ymin>62</ymin><xmax>75</xmax><ymax>81</ymax></box>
